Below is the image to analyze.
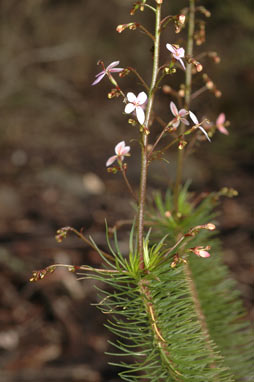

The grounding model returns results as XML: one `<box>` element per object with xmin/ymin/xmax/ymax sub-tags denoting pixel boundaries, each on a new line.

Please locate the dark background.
<box><xmin>0</xmin><ymin>1</ymin><xmax>253</xmax><ymax>381</ymax></box>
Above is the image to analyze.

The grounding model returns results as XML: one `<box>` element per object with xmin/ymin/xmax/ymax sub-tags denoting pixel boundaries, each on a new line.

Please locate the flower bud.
<box><xmin>205</xmin><ymin>223</ymin><xmax>216</xmax><ymax>231</ymax></box>
<box><xmin>178</xmin><ymin>140</ymin><xmax>187</xmax><ymax>150</ymax></box>
<box><xmin>162</xmin><ymin>85</ymin><xmax>172</xmax><ymax>94</ymax></box>
<box><xmin>196</xmin><ymin>63</ymin><xmax>203</xmax><ymax>72</ymax></box>
<box><xmin>206</xmin><ymin>80</ymin><xmax>214</xmax><ymax>89</ymax></box>
<box><xmin>178</xmin><ymin>14</ymin><xmax>186</xmax><ymax>25</ymax></box>
<box><xmin>165</xmin><ymin>210</ymin><xmax>172</xmax><ymax>218</ymax></box>
<box><xmin>116</xmin><ymin>24</ymin><xmax>125</xmax><ymax>33</ymax></box>
<box><xmin>178</xmin><ymin>89</ymin><xmax>185</xmax><ymax>97</ymax></box>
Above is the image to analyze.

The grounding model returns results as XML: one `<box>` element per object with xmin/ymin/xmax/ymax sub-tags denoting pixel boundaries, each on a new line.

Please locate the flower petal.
<box><xmin>216</xmin><ymin>113</ymin><xmax>226</xmax><ymax>126</ymax></box>
<box><xmin>179</xmin><ymin>108</ymin><xmax>188</xmax><ymax>117</ymax></box>
<box><xmin>217</xmin><ymin>125</ymin><xmax>229</xmax><ymax>135</ymax></box>
<box><xmin>166</xmin><ymin>43</ymin><xmax>176</xmax><ymax>54</ymax></box>
<box><xmin>106</xmin><ymin>61</ymin><xmax>120</xmax><ymax>70</ymax></box>
<box><xmin>136</xmin><ymin>106</ymin><xmax>145</xmax><ymax>125</ymax></box>
<box><xmin>189</xmin><ymin>111</ymin><xmax>199</xmax><ymax>125</ymax></box>
<box><xmin>172</xmin><ymin>119</ymin><xmax>180</xmax><ymax>128</ymax></box>
<box><xmin>115</xmin><ymin>141</ymin><xmax>126</xmax><ymax>155</ymax></box>
<box><xmin>126</xmin><ymin>92</ymin><xmax>136</xmax><ymax>103</ymax></box>
<box><xmin>121</xmin><ymin>146</ymin><xmax>130</xmax><ymax>156</ymax></box>
<box><xmin>110</xmin><ymin>68</ymin><xmax>124</xmax><ymax>73</ymax></box>
<box><xmin>198</xmin><ymin>250</ymin><xmax>210</xmax><ymax>258</ymax></box>
<box><xmin>106</xmin><ymin>155</ymin><xmax>117</xmax><ymax>167</ymax></box>
<box><xmin>181</xmin><ymin>118</ymin><xmax>190</xmax><ymax>126</ymax></box>
<box><xmin>198</xmin><ymin>126</ymin><xmax>211</xmax><ymax>142</ymax></box>
<box><xmin>91</xmin><ymin>72</ymin><xmax>106</xmax><ymax>86</ymax></box>
<box><xmin>137</xmin><ymin>91</ymin><xmax>147</xmax><ymax>105</ymax></box>
<box><xmin>95</xmin><ymin>70</ymin><xmax>105</xmax><ymax>78</ymax></box>
<box><xmin>170</xmin><ymin>101</ymin><xmax>178</xmax><ymax>117</ymax></box>
<box><xmin>179</xmin><ymin>58</ymin><xmax>186</xmax><ymax>70</ymax></box>
<box><xmin>125</xmin><ymin>103</ymin><xmax>135</xmax><ymax>114</ymax></box>
<box><xmin>177</xmin><ymin>48</ymin><xmax>185</xmax><ymax>58</ymax></box>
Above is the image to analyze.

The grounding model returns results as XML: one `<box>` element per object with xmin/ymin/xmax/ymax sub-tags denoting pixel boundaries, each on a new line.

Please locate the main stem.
<box><xmin>138</xmin><ymin>4</ymin><xmax>161</xmax><ymax>268</ymax></box>
<box><xmin>173</xmin><ymin>0</ymin><xmax>195</xmax><ymax>213</ymax></box>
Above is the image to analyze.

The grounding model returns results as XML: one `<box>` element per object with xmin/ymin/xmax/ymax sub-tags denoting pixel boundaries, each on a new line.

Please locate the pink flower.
<box><xmin>166</xmin><ymin>44</ymin><xmax>186</xmax><ymax>70</ymax></box>
<box><xmin>106</xmin><ymin>141</ymin><xmax>130</xmax><ymax>167</ymax></box>
<box><xmin>191</xmin><ymin>246</ymin><xmax>211</xmax><ymax>258</ymax></box>
<box><xmin>216</xmin><ymin>113</ymin><xmax>229</xmax><ymax>135</ymax></box>
<box><xmin>170</xmin><ymin>101</ymin><xmax>189</xmax><ymax>128</ymax></box>
<box><xmin>189</xmin><ymin>111</ymin><xmax>211</xmax><ymax>142</ymax></box>
<box><xmin>124</xmin><ymin>92</ymin><xmax>147</xmax><ymax>125</ymax></box>
<box><xmin>92</xmin><ymin>61</ymin><xmax>123</xmax><ymax>86</ymax></box>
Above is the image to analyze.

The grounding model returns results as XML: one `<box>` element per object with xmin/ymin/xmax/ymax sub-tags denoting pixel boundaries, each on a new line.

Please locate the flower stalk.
<box><xmin>173</xmin><ymin>0</ymin><xmax>196</xmax><ymax>213</ymax></box>
<box><xmin>137</xmin><ymin>3</ymin><xmax>161</xmax><ymax>268</ymax></box>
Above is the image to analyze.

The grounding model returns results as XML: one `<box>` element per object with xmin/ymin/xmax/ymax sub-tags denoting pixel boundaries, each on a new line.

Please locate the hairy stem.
<box><xmin>137</xmin><ymin>4</ymin><xmax>161</xmax><ymax>267</ymax></box>
<box><xmin>173</xmin><ymin>0</ymin><xmax>195</xmax><ymax>213</ymax></box>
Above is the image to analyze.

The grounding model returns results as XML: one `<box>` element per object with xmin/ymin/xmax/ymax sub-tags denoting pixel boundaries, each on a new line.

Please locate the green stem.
<box><xmin>173</xmin><ymin>0</ymin><xmax>195</xmax><ymax>214</ymax></box>
<box><xmin>137</xmin><ymin>4</ymin><xmax>161</xmax><ymax>268</ymax></box>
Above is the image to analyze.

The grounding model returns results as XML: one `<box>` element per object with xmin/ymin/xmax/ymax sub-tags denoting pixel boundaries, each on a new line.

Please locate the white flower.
<box><xmin>166</xmin><ymin>44</ymin><xmax>186</xmax><ymax>70</ymax></box>
<box><xmin>189</xmin><ymin>111</ymin><xmax>211</xmax><ymax>142</ymax></box>
<box><xmin>106</xmin><ymin>141</ymin><xmax>130</xmax><ymax>167</ymax></box>
<box><xmin>170</xmin><ymin>101</ymin><xmax>189</xmax><ymax>128</ymax></box>
<box><xmin>124</xmin><ymin>92</ymin><xmax>147</xmax><ymax>125</ymax></box>
<box><xmin>92</xmin><ymin>61</ymin><xmax>123</xmax><ymax>86</ymax></box>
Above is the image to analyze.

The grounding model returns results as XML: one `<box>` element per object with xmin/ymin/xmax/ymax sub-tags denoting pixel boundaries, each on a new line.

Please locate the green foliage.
<box><xmin>80</xmin><ymin>187</ymin><xmax>254</xmax><ymax>381</ymax></box>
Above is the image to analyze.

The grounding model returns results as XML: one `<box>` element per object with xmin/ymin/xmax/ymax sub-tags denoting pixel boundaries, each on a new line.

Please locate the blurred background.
<box><xmin>0</xmin><ymin>0</ymin><xmax>253</xmax><ymax>381</ymax></box>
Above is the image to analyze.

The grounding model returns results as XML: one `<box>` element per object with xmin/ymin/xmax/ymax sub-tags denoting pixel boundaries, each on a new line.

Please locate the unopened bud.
<box><xmin>196</xmin><ymin>63</ymin><xmax>203</xmax><ymax>72</ymax></box>
<box><xmin>206</xmin><ymin>80</ymin><xmax>214</xmax><ymax>89</ymax></box>
<box><xmin>147</xmin><ymin>144</ymin><xmax>153</xmax><ymax>153</ymax></box>
<box><xmin>178</xmin><ymin>140</ymin><xmax>187</xmax><ymax>150</ymax></box>
<box><xmin>119</xmin><ymin>68</ymin><xmax>130</xmax><ymax>78</ymax></box>
<box><xmin>205</xmin><ymin>223</ymin><xmax>216</xmax><ymax>230</ymax></box>
<box><xmin>116</xmin><ymin>24</ymin><xmax>125</xmax><ymax>33</ymax></box>
<box><xmin>192</xmin><ymin>246</ymin><xmax>211</xmax><ymax>258</ymax></box>
<box><xmin>165</xmin><ymin>211</ymin><xmax>172</xmax><ymax>218</ymax></box>
<box><xmin>129</xmin><ymin>23</ymin><xmax>137</xmax><ymax>30</ymax></box>
<box><xmin>178</xmin><ymin>14</ymin><xmax>186</xmax><ymax>25</ymax></box>
<box><xmin>215</xmin><ymin>90</ymin><xmax>222</xmax><ymax>98</ymax></box>
<box><xmin>156</xmin><ymin>0</ymin><xmax>163</xmax><ymax>4</ymax></box>
<box><xmin>128</xmin><ymin>118</ymin><xmax>136</xmax><ymax>126</ymax></box>
<box><xmin>178</xmin><ymin>89</ymin><xmax>185</xmax><ymax>97</ymax></box>
<box><xmin>162</xmin><ymin>85</ymin><xmax>172</xmax><ymax>94</ymax></box>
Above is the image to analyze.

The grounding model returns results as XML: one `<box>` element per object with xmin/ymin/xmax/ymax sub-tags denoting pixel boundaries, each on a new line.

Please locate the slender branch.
<box><xmin>191</xmin><ymin>85</ymin><xmax>207</xmax><ymax>100</ymax></box>
<box><xmin>127</xmin><ymin>66</ymin><xmax>149</xmax><ymax>91</ymax></box>
<box><xmin>143</xmin><ymin>3</ymin><xmax>156</xmax><ymax>13</ymax></box>
<box><xmin>160</xmin><ymin>15</ymin><xmax>174</xmax><ymax>32</ymax></box>
<box><xmin>147</xmin><ymin>120</ymin><xmax>176</xmax><ymax>161</ymax></box>
<box><xmin>138</xmin><ymin>24</ymin><xmax>155</xmax><ymax>41</ymax></box>
<box><xmin>59</xmin><ymin>227</ymin><xmax>114</xmax><ymax>261</ymax></box>
<box><xmin>120</xmin><ymin>165</ymin><xmax>138</xmax><ymax>202</ymax></box>
<box><xmin>137</xmin><ymin>4</ymin><xmax>161</xmax><ymax>268</ymax></box>
<box><xmin>173</xmin><ymin>0</ymin><xmax>195</xmax><ymax>213</ymax></box>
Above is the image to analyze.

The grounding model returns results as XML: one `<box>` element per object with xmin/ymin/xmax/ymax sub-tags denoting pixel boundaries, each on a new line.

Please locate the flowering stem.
<box><xmin>137</xmin><ymin>3</ymin><xmax>161</xmax><ymax>268</ymax></box>
<box><xmin>173</xmin><ymin>0</ymin><xmax>195</xmax><ymax>214</ymax></box>
<box><xmin>120</xmin><ymin>164</ymin><xmax>138</xmax><ymax>202</ymax></box>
